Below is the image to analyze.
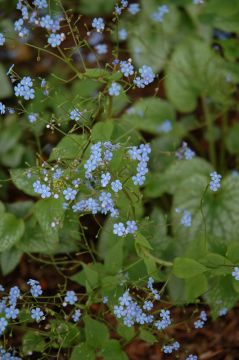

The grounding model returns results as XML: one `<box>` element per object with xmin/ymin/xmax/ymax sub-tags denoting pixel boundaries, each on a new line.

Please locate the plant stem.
<box><xmin>202</xmin><ymin>98</ymin><xmax>216</xmax><ymax>168</ymax></box>
<box><xmin>220</xmin><ymin>111</ymin><xmax>228</xmax><ymax>174</ymax></box>
<box><xmin>144</xmin><ymin>250</ymin><xmax>173</xmax><ymax>267</ymax></box>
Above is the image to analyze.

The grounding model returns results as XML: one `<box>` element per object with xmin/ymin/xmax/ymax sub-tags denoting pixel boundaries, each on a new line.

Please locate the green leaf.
<box><xmin>34</xmin><ymin>198</ymin><xmax>65</xmax><ymax>244</ymax></box>
<box><xmin>84</xmin><ymin>315</ymin><xmax>109</xmax><ymax>349</ymax></box>
<box><xmin>226</xmin><ymin>242</ymin><xmax>239</xmax><ymax>263</ymax></box>
<box><xmin>10</xmin><ymin>168</ymin><xmax>38</xmax><ymax>196</ymax></box>
<box><xmin>128</xmin><ymin>2</ymin><xmax>180</xmax><ymax>71</ymax></box>
<box><xmin>0</xmin><ymin>247</ymin><xmax>22</xmax><ymax>275</ymax></box>
<box><xmin>22</xmin><ymin>331</ymin><xmax>46</xmax><ymax>355</ymax></box>
<box><xmin>0</xmin><ymin>64</ymin><xmax>13</xmax><ymax>99</ymax></box>
<box><xmin>185</xmin><ymin>274</ymin><xmax>208</xmax><ymax>302</ymax></box>
<box><xmin>199</xmin><ymin>253</ymin><xmax>233</xmax><ymax>275</ymax></box>
<box><xmin>104</xmin><ymin>239</ymin><xmax>124</xmax><ymax>275</ymax></box>
<box><xmin>0</xmin><ymin>122</ymin><xmax>22</xmax><ymax>156</ymax></box>
<box><xmin>101</xmin><ymin>340</ymin><xmax>128</xmax><ymax>360</ymax></box>
<box><xmin>71</xmin><ymin>263</ymin><xmax>100</xmax><ymax>290</ymax></box>
<box><xmin>226</xmin><ymin>123</ymin><xmax>239</xmax><ymax>154</ymax></box>
<box><xmin>49</xmin><ymin>134</ymin><xmax>87</xmax><ymax>161</ymax></box>
<box><xmin>165</xmin><ymin>38</ymin><xmax>231</xmax><ymax>112</ymax></box>
<box><xmin>173</xmin><ymin>257</ymin><xmax>207</xmax><ymax>279</ymax></box>
<box><xmin>117</xmin><ymin>323</ymin><xmax>135</xmax><ymax>341</ymax></box>
<box><xmin>145</xmin><ymin>158</ymin><xmax>212</xmax><ymax>198</ymax></box>
<box><xmin>173</xmin><ymin>174</ymin><xmax>239</xmax><ymax>246</ymax></box>
<box><xmin>139</xmin><ymin>329</ymin><xmax>157</xmax><ymax>344</ymax></box>
<box><xmin>0</xmin><ymin>213</ymin><xmax>25</xmax><ymax>251</ymax></box>
<box><xmin>91</xmin><ymin>122</ymin><xmax>114</xmax><ymax>142</ymax></box>
<box><xmin>50</xmin><ymin>320</ymin><xmax>81</xmax><ymax>348</ymax></box>
<box><xmin>70</xmin><ymin>343</ymin><xmax>95</xmax><ymax>360</ymax></box>
<box><xmin>122</xmin><ymin>98</ymin><xmax>175</xmax><ymax>134</ymax></box>
<box><xmin>78</xmin><ymin>0</ymin><xmax>115</xmax><ymax>15</ymax></box>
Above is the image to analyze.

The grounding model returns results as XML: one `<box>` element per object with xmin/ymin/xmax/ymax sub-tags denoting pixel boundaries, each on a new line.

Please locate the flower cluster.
<box><xmin>0</xmin><ymin>346</ymin><xmax>21</xmax><ymax>360</ymax></box>
<box><xmin>147</xmin><ymin>277</ymin><xmax>161</xmax><ymax>300</ymax></box>
<box><xmin>162</xmin><ymin>341</ymin><xmax>180</xmax><ymax>354</ymax></box>
<box><xmin>14</xmin><ymin>76</ymin><xmax>35</xmax><ymax>101</ymax></box>
<box><xmin>27</xmin><ymin>279</ymin><xmax>42</xmax><ymax>297</ymax></box>
<box><xmin>113</xmin><ymin>220</ymin><xmax>138</xmax><ymax>237</ymax></box>
<box><xmin>194</xmin><ymin>310</ymin><xmax>207</xmax><ymax>329</ymax></box>
<box><xmin>134</xmin><ymin>65</ymin><xmax>155</xmax><ymax>88</ymax></box>
<box><xmin>152</xmin><ymin>5</ymin><xmax>169</xmax><ymax>22</ymax></box>
<box><xmin>176</xmin><ymin>142</ymin><xmax>195</xmax><ymax>160</ymax></box>
<box><xmin>128</xmin><ymin>143</ymin><xmax>151</xmax><ymax>186</ymax></box>
<box><xmin>180</xmin><ymin>209</ymin><xmax>192</xmax><ymax>228</ymax></box>
<box><xmin>209</xmin><ymin>171</ymin><xmax>222</xmax><ymax>192</ymax></box>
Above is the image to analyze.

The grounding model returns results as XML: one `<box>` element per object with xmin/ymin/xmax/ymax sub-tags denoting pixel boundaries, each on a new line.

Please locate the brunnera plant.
<box><xmin>0</xmin><ymin>0</ymin><xmax>239</xmax><ymax>358</ymax></box>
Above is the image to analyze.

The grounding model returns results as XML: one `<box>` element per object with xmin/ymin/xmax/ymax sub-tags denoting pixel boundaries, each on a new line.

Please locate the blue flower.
<box><xmin>27</xmin><ymin>279</ymin><xmax>43</xmax><ymax>297</ymax></box>
<box><xmin>9</xmin><ymin>286</ymin><xmax>21</xmax><ymax>306</ymax></box>
<box><xmin>143</xmin><ymin>300</ymin><xmax>153</xmax><ymax>311</ymax></box>
<box><xmin>63</xmin><ymin>187</ymin><xmax>77</xmax><ymax>201</ymax></box>
<box><xmin>48</xmin><ymin>33</ymin><xmax>65</xmax><ymax>47</ymax></box>
<box><xmin>118</xmin><ymin>29</ymin><xmax>128</xmax><ymax>41</ymax></box>
<box><xmin>151</xmin><ymin>5</ymin><xmax>169</xmax><ymax>22</ymax></box>
<box><xmin>70</xmin><ymin>108</ymin><xmax>82</xmax><ymax>121</ymax></box>
<box><xmin>194</xmin><ymin>319</ymin><xmax>204</xmax><ymax>329</ymax></box>
<box><xmin>113</xmin><ymin>222</ymin><xmax>126</xmax><ymax>236</ymax></box>
<box><xmin>176</xmin><ymin>142</ymin><xmax>195</xmax><ymax>160</ymax></box>
<box><xmin>0</xmin><ymin>102</ymin><xmax>6</xmax><ymax>115</ymax></box>
<box><xmin>126</xmin><ymin>220</ymin><xmax>137</xmax><ymax>234</ymax></box>
<box><xmin>64</xmin><ymin>290</ymin><xmax>77</xmax><ymax>305</ymax></box>
<box><xmin>0</xmin><ymin>33</ymin><xmax>5</xmax><ymax>46</ymax></box>
<box><xmin>180</xmin><ymin>210</ymin><xmax>192</xmax><ymax>228</ymax></box>
<box><xmin>72</xmin><ymin>309</ymin><xmax>81</xmax><ymax>322</ymax></box>
<box><xmin>95</xmin><ymin>44</ymin><xmax>108</xmax><ymax>55</ymax></box>
<box><xmin>31</xmin><ymin>307</ymin><xmax>44</xmax><ymax>322</ymax></box>
<box><xmin>128</xmin><ymin>3</ymin><xmax>140</xmax><ymax>15</ymax></box>
<box><xmin>33</xmin><ymin>0</ymin><xmax>48</xmax><ymax>8</ymax></box>
<box><xmin>101</xmin><ymin>172</ymin><xmax>111</xmax><ymax>187</ymax></box>
<box><xmin>232</xmin><ymin>267</ymin><xmax>239</xmax><ymax>280</ymax></box>
<box><xmin>92</xmin><ymin>18</ymin><xmax>105</xmax><ymax>32</ymax></box>
<box><xmin>14</xmin><ymin>76</ymin><xmax>35</xmax><ymax>101</ymax></box>
<box><xmin>120</xmin><ymin>60</ymin><xmax>134</xmax><ymax>77</ymax></box>
<box><xmin>156</xmin><ymin>120</ymin><xmax>172</xmax><ymax>133</ymax></box>
<box><xmin>28</xmin><ymin>113</ymin><xmax>38</xmax><ymax>123</ymax></box>
<box><xmin>209</xmin><ymin>171</ymin><xmax>222</xmax><ymax>192</ymax></box>
<box><xmin>186</xmin><ymin>355</ymin><xmax>198</xmax><ymax>360</ymax></box>
<box><xmin>5</xmin><ymin>306</ymin><xmax>19</xmax><ymax>320</ymax></box>
<box><xmin>111</xmin><ymin>180</ymin><xmax>122</xmax><ymax>192</ymax></box>
<box><xmin>139</xmin><ymin>65</ymin><xmax>155</xmax><ymax>85</ymax></box>
<box><xmin>108</xmin><ymin>82</ymin><xmax>121</xmax><ymax>96</ymax></box>
<box><xmin>0</xmin><ymin>317</ymin><xmax>8</xmax><ymax>335</ymax></box>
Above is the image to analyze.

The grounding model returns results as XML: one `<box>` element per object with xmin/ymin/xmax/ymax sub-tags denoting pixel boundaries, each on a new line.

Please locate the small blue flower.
<box><xmin>0</xmin><ymin>317</ymin><xmax>8</xmax><ymax>335</ymax></box>
<box><xmin>186</xmin><ymin>355</ymin><xmax>198</xmax><ymax>360</ymax></box>
<box><xmin>156</xmin><ymin>120</ymin><xmax>172</xmax><ymax>133</ymax></box>
<box><xmin>209</xmin><ymin>171</ymin><xmax>222</xmax><ymax>192</ymax></box>
<box><xmin>139</xmin><ymin>65</ymin><xmax>155</xmax><ymax>85</ymax></box>
<box><xmin>27</xmin><ymin>279</ymin><xmax>43</xmax><ymax>297</ymax></box>
<box><xmin>113</xmin><ymin>222</ymin><xmax>126</xmax><ymax>236</ymax></box>
<box><xmin>9</xmin><ymin>286</ymin><xmax>21</xmax><ymax>306</ymax></box>
<box><xmin>95</xmin><ymin>44</ymin><xmax>108</xmax><ymax>55</ymax></box>
<box><xmin>126</xmin><ymin>220</ymin><xmax>137</xmax><ymax>234</ymax></box>
<box><xmin>180</xmin><ymin>210</ymin><xmax>192</xmax><ymax>228</ymax></box>
<box><xmin>70</xmin><ymin>108</ymin><xmax>82</xmax><ymax>121</ymax></box>
<box><xmin>108</xmin><ymin>82</ymin><xmax>121</xmax><ymax>96</ymax></box>
<box><xmin>143</xmin><ymin>300</ymin><xmax>153</xmax><ymax>311</ymax></box>
<box><xmin>128</xmin><ymin>3</ymin><xmax>140</xmax><ymax>15</ymax></box>
<box><xmin>118</xmin><ymin>29</ymin><xmax>128</xmax><ymax>41</ymax></box>
<box><xmin>0</xmin><ymin>102</ymin><xmax>6</xmax><ymax>115</ymax></box>
<box><xmin>0</xmin><ymin>33</ymin><xmax>5</xmax><ymax>46</ymax></box>
<box><xmin>48</xmin><ymin>33</ymin><xmax>65</xmax><ymax>47</ymax></box>
<box><xmin>63</xmin><ymin>187</ymin><xmax>77</xmax><ymax>201</ymax></box>
<box><xmin>31</xmin><ymin>307</ymin><xmax>44</xmax><ymax>322</ymax></box>
<box><xmin>5</xmin><ymin>306</ymin><xmax>19</xmax><ymax>320</ymax></box>
<box><xmin>64</xmin><ymin>290</ymin><xmax>77</xmax><ymax>305</ymax></box>
<box><xmin>92</xmin><ymin>17</ymin><xmax>105</xmax><ymax>32</ymax></box>
<box><xmin>120</xmin><ymin>60</ymin><xmax>134</xmax><ymax>77</ymax></box>
<box><xmin>151</xmin><ymin>5</ymin><xmax>169</xmax><ymax>22</ymax></box>
<box><xmin>33</xmin><ymin>0</ymin><xmax>48</xmax><ymax>8</ymax></box>
<box><xmin>194</xmin><ymin>319</ymin><xmax>204</xmax><ymax>329</ymax></box>
<box><xmin>232</xmin><ymin>267</ymin><xmax>239</xmax><ymax>280</ymax></box>
<box><xmin>101</xmin><ymin>172</ymin><xmax>111</xmax><ymax>187</ymax></box>
<box><xmin>111</xmin><ymin>180</ymin><xmax>122</xmax><ymax>192</ymax></box>
<box><xmin>103</xmin><ymin>296</ymin><xmax>108</xmax><ymax>304</ymax></box>
<box><xmin>28</xmin><ymin>113</ymin><xmax>38</xmax><ymax>123</ymax></box>
<box><xmin>72</xmin><ymin>309</ymin><xmax>81</xmax><ymax>322</ymax></box>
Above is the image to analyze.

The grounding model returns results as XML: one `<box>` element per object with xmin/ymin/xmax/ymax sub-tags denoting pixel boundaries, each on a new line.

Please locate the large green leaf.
<box><xmin>0</xmin><ymin>247</ymin><xmax>22</xmax><ymax>275</ymax></box>
<box><xmin>0</xmin><ymin>64</ymin><xmax>13</xmax><ymax>99</ymax></box>
<box><xmin>173</xmin><ymin>174</ymin><xmax>239</xmax><ymax>246</ymax></box>
<box><xmin>10</xmin><ymin>168</ymin><xmax>39</xmax><ymax>196</ymax></box>
<box><xmin>0</xmin><ymin>213</ymin><xmax>25</xmax><ymax>251</ymax></box>
<box><xmin>22</xmin><ymin>331</ymin><xmax>46</xmax><ymax>355</ymax></box>
<box><xmin>165</xmin><ymin>38</ymin><xmax>231</xmax><ymax>112</ymax></box>
<box><xmin>173</xmin><ymin>257</ymin><xmax>207</xmax><ymax>279</ymax></box>
<box><xmin>70</xmin><ymin>343</ymin><xmax>95</xmax><ymax>360</ymax></box>
<box><xmin>84</xmin><ymin>316</ymin><xmax>109</xmax><ymax>350</ymax></box>
<box><xmin>100</xmin><ymin>340</ymin><xmax>128</xmax><ymax>360</ymax></box>
<box><xmin>145</xmin><ymin>158</ymin><xmax>212</xmax><ymax>198</ymax></box>
<box><xmin>121</xmin><ymin>98</ymin><xmax>176</xmax><ymax>134</ymax></box>
<box><xmin>49</xmin><ymin>134</ymin><xmax>87</xmax><ymax>161</ymax></box>
<box><xmin>33</xmin><ymin>198</ymin><xmax>65</xmax><ymax>244</ymax></box>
